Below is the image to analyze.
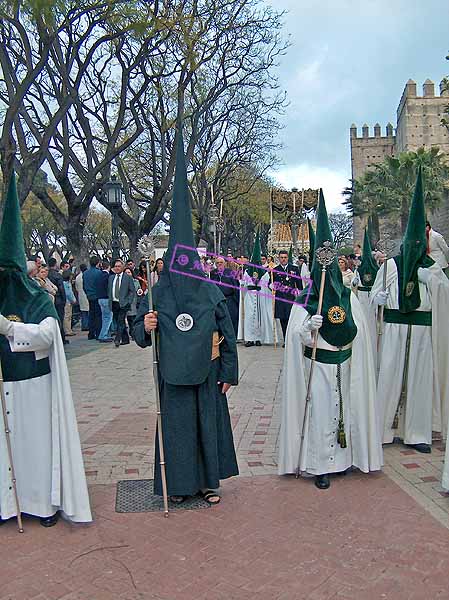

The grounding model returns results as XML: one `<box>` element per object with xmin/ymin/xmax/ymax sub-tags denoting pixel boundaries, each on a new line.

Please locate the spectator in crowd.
<box><xmin>75</xmin><ymin>264</ymin><xmax>89</xmax><ymax>330</ymax></box>
<box><xmin>35</xmin><ymin>264</ymin><xmax>58</xmax><ymax>302</ymax></box>
<box><xmin>26</xmin><ymin>260</ymin><xmax>38</xmax><ymax>279</ymax></box>
<box><xmin>108</xmin><ymin>258</ymin><xmax>136</xmax><ymax>347</ymax></box>
<box><xmin>125</xmin><ymin>259</ymin><xmax>138</xmax><ymax>277</ymax></box>
<box><xmin>426</xmin><ymin>220</ymin><xmax>449</xmax><ymax>271</ymax></box>
<box><xmin>150</xmin><ymin>258</ymin><xmax>164</xmax><ymax>286</ymax></box>
<box><xmin>137</xmin><ymin>260</ymin><xmax>148</xmax><ymax>292</ymax></box>
<box><xmin>82</xmin><ymin>255</ymin><xmax>103</xmax><ymax>340</ymax></box>
<box><xmin>62</xmin><ymin>270</ymin><xmax>76</xmax><ymax>336</ymax></box>
<box><xmin>68</xmin><ymin>257</ymin><xmax>76</xmax><ymax>273</ymax></box>
<box><xmin>124</xmin><ymin>266</ymin><xmax>143</xmax><ymax>339</ymax></box>
<box><xmin>48</xmin><ymin>257</ymin><xmax>67</xmax><ymax>344</ymax></box>
<box><xmin>97</xmin><ymin>259</ymin><xmax>113</xmax><ymax>343</ymax></box>
<box><xmin>338</xmin><ymin>256</ymin><xmax>354</xmax><ymax>288</ymax></box>
<box><xmin>60</xmin><ymin>260</ymin><xmax>71</xmax><ymax>272</ymax></box>
<box><xmin>29</xmin><ymin>253</ymin><xmax>43</xmax><ymax>269</ymax></box>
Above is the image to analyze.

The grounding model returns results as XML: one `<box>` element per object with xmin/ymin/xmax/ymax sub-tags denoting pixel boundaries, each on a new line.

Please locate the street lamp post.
<box><xmin>209</xmin><ymin>185</ymin><xmax>219</xmax><ymax>255</ymax></box>
<box><xmin>103</xmin><ymin>175</ymin><xmax>123</xmax><ymax>261</ymax></box>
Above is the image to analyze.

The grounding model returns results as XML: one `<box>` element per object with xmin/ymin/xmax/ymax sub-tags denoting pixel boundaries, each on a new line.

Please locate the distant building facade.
<box><xmin>350</xmin><ymin>78</ymin><xmax>449</xmax><ymax>244</ymax></box>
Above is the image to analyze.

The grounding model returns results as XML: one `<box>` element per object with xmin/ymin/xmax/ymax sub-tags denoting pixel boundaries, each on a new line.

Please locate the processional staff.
<box><xmin>138</xmin><ymin>234</ymin><xmax>169</xmax><ymax>517</ymax></box>
<box><xmin>0</xmin><ymin>359</ymin><xmax>24</xmax><ymax>532</ymax></box>
<box><xmin>296</xmin><ymin>240</ymin><xmax>337</xmax><ymax>478</ymax></box>
<box><xmin>376</xmin><ymin>236</ymin><xmax>392</xmax><ymax>355</ymax></box>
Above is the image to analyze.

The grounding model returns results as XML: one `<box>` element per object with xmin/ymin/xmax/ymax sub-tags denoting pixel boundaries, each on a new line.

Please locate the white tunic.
<box><xmin>357</xmin><ymin>288</ymin><xmax>378</xmax><ymax>361</ymax></box>
<box><xmin>237</xmin><ymin>272</ymin><xmax>283</xmax><ymax>344</ymax></box>
<box><xmin>0</xmin><ymin>317</ymin><xmax>92</xmax><ymax>522</ymax></box>
<box><xmin>278</xmin><ymin>295</ymin><xmax>383</xmax><ymax>476</ymax></box>
<box><xmin>371</xmin><ymin>260</ymin><xmax>449</xmax><ymax>446</ymax></box>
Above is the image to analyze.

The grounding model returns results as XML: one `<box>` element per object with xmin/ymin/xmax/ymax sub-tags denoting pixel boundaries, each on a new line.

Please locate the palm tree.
<box><xmin>344</xmin><ymin>147</ymin><xmax>449</xmax><ymax>236</ymax></box>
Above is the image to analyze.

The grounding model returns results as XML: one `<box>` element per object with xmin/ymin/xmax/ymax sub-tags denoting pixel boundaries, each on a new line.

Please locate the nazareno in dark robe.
<box><xmin>133</xmin><ymin>296</ymin><xmax>239</xmax><ymax>496</ymax></box>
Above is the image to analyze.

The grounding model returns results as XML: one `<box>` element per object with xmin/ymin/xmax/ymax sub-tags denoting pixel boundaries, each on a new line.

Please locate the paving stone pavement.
<box><xmin>1</xmin><ymin>331</ymin><xmax>449</xmax><ymax>599</ymax></box>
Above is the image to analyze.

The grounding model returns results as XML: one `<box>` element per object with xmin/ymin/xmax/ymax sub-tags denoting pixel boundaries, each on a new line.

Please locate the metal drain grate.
<box><xmin>115</xmin><ymin>479</ymin><xmax>210</xmax><ymax>513</ymax></box>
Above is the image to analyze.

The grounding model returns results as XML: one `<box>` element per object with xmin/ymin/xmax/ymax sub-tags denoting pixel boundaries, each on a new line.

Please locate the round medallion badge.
<box><xmin>363</xmin><ymin>273</ymin><xmax>372</xmax><ymax>284</ymax></box>
<box><xmin>405</xmin><ymin>281</ymin><xmax>415</xmax><ymax>297</ymax></box>
<box><xmin>175</xmin><ymin>313</ymin><xmax>194</xmax><ymax>331</ymax></box>
<box><xmin>327</xmin><ymin>306</ymin><xmax>346</xmax><ymax>324</ymax></box>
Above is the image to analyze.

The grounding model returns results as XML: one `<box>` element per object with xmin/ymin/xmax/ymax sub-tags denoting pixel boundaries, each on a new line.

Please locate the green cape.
<box><xmin>297</xmin><ymin>189</ymin><xmax>357</xmax><ymax>347</ymax></box>
<box><xmin>0</xmin><ymin>172</ymin><xmax>57</xmax><ymax>324</ymax></box>
<box><xmin>249</xmin><ymin>229</ymin><xmax>264</xmax><ymax>280</ymax></box>
<box><xmin>357</xmin><ymin>228</ymin><xmax>378</xmax><ymax>288</ymax></box>
<box><xmin>393</xmin><ymin>167</ymin><xmax>434</xmax><ymax>313</ymax></box>
<box><xmin>152</xmin><ymin>126</ymin><xmax>224</xmax><ymax>386</ymax></box>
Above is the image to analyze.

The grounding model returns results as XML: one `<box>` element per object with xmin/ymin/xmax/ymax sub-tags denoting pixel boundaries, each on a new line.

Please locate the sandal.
<box><xmin>169</xmin><ymin>495</ymin><xmax>186</xmax><ymax>504</ymax></box>
<box><xmin>200</xmin><ymin>490</ymin><xmax>221</xmax><ymax>505</ymax></box>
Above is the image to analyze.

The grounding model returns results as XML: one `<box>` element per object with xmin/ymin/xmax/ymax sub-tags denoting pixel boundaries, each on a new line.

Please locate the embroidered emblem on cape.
<box><xmin>175</xmin><ymin>313</ymin><xmax>194</xmax><ymax>332</ymax></box>
<box><xmin>363</xmin><ymin>273</ymin><xmax>372</xmax><ymax>284</ymax></box>
<box><xmin>327</xmin><ymin>306</ymin><xmax>346</xmax><ymax>324</ymax></box>
<box><xmin>6</xmin><ymin>314</ymin><xmax>22</xmax><ymax>322</ymax></box>
<box><xmin>405</xmin><ymin>281</ymin><xmax>415</xmax><ymax>297</ymax></box>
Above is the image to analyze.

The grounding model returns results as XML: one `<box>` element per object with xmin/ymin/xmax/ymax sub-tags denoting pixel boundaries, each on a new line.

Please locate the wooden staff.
<box><xmin>296</xmin><ymin>241</ymin><xmax>337</xmax><ymax>478</ymax></box>
<box><xmin>138</xmin><ymin>235</ymin><xmax>169</xmax><ymax>517</ymax></box>
<box><xmin>376</xmin><ymin>250</ymin><xmax>389</xmax><ymax>355</ymax></box>
<box><xmin>0</xmin><ymin>359</ymin><xmax>24</xmax><ymax>532</ymax></box>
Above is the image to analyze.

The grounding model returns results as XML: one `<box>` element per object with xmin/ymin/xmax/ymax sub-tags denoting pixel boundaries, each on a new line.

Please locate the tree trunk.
<box><xmin>65</xmin><ymin>222</ymin><xmax>89</xmax><ymax>265</ymax></box>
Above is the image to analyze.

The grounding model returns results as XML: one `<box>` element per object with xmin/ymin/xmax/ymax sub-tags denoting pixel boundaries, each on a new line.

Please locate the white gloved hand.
<box><xmin>351</xmin><ymin>275</ymin><xmax>360</xmax><ymax>287</ymax></box>
<box><xmin>306</xmin><ymin>314</ymin><xmax>323</xmax><ymax>331</ymax></box>
<box><xmin>417</xmin><ymin>267</ymin><xmax>431</xmax><ymax>285</ymax></box>
<box><xmin>374</xmin><ymin>290</ymin><xmax>389</xmax><ymax>306</ymax></box>
<box><xmin>0</xmin><ymin>314</ymin><xmax>13</xmax><ymax>336</ymax></box>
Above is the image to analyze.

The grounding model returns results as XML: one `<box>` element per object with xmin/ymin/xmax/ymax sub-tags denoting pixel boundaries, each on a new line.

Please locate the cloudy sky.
<box><xmin>267</xmin><ymin>0</ymin><xmax>449</xmax><ymax>211</ymax></box>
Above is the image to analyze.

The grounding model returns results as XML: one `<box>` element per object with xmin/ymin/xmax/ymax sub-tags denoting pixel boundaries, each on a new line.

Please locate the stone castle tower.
<box><xmin>350</xmin><ymin>78</ymin><xmax>449</xmax><ymax>243</ymax></box>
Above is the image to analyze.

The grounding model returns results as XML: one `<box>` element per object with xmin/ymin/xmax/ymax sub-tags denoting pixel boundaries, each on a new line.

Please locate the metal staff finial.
<box><xmin>137</xmin><ymin>233</ymin><xmax>157</xmax><ymax>260</ymax></box>
<box><xmin>137</xmin><ymin>233</ymin><xmax>169</xmax><ymax>517</ymax></box>
<box><xmin>315</xmin><ymin>240</ymin><xmax>337</xmax><ymax>269</ymax></box>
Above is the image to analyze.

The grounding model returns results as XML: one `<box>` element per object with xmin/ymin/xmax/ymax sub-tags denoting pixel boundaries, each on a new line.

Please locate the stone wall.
<box><xmin>350</xmin><ymin>78</ymin><xmax>449</xmax><ymax>244</ymax></box>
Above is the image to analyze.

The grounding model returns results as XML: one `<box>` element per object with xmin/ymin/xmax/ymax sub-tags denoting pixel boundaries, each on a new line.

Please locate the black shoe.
<box><xmin>244</xmin><ymin>341</ymin><xmax>255</xmax><ymax>347</ymax></box>
<box><xmin>99</xmin><ymin>338</ymin><xmax>113</xmax><ymax>343</ymax></box>
<box><xmin>282</xmin><ymin>343</ymin><xmax>285</xmax><ymax>348</ymax></box>
<box><xmin>255</xmin><ymin>341</ymin><xmax>262</xmax><ymax>346</ymax></box>
<box><xmin>120</xmin><ymin>340</ymin><xmax>130</xmax><ymax>346</ymax></box>
<box><xmin>63</xmin><ymin>339</ymin><xmax>70</xmax><ymax>345</ymax></box>
<box><xmin>40</xmin><ymin>513</ymin><xmax>59</xmax><ymax>528</ymax></box>
<box><xmin>410</xmin><ymin>443</ymin><xmax>431</xmax><ymax>454</ymax></box>
<box><xmin>315</xmin><ymin>474</ymin><xmax>330</xmax><ymax>490</ymax></box>
<box><xmin>114</xmin><ymin>340</ymin><xmax>120</xmax><ymax>348</ymax></box>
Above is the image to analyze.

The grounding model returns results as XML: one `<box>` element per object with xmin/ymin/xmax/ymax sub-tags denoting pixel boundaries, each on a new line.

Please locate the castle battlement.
<box><xmin>350</xmin><ymin>123</ymin><xmax>394</xmax><ymax>139</ymax></box>
<box><xmin>397</xmin><ymin>78</ymin><xmax>449</xmax><ymax>119</ymax></box>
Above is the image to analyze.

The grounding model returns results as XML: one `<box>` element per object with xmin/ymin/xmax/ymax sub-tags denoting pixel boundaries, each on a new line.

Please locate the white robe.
<box><xmin>0</xmin><ymin>317</ymin><xmax>92</xmax><ymax>522</ymax></box>
<box><xmin>371</xmin><ymin>260</ymin><xmax>449</xmax><ymax>446</ymax></box>
<box><xmin>278</xmin><ymin>295</ymin><xmax>382</xmax><ymax>476</ymax></box>
<box><xmin>237</xmin><ymin>272</ymin><xmax>283</xmax><ymax>344</ymax></box>
<box><xmin>357</xmin><ymin>288</ymin><xmax>378</xmax><ymax>361</ymax></box>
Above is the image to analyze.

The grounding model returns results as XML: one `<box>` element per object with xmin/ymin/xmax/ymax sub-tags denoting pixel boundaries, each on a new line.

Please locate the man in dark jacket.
<box><xmin>82</xmin><ymin>256</ymin><xmax>102</xmax><ymax>340</ymax></box>
<box><xmin>210</xmin><ymin>256</ymin><xmax>240</xmax><ymax>335</ymax></box>
<box><xmin>108</xmin><ymin>258</ymin><xmax>136</xmax><ymax>347</ymax></box>
<box><xmin>48</xmin><ymin>257</ymin><xmax>67</xmax><ymax>344</ymax></box>
<box><xmin>272</xmin><ymin>250</ymin><xmax>301</xmax><ymax>342</ymax></box>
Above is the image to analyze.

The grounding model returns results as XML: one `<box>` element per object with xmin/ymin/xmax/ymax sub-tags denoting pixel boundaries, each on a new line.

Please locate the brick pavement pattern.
<box><xmin>1</xmin><ymin>334</ymin><xmax>449</xmax><ymax>599</ymax></box>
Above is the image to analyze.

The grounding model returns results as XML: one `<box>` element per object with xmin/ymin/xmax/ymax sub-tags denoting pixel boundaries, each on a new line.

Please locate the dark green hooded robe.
<box><xmin>133</xmin><ymin>128</ymin><xmax>239</xmax><ymax>497</ymax></box>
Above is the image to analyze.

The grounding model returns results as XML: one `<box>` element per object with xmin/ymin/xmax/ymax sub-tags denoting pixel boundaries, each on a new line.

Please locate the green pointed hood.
<box><xmin>393</xmin><ymin>167</ymin><xmax>434</xmax><ymax>313</ymax></box>
<box><xmin>288</xmin><ymin>244</ymin><xmax>293</xmax><ymax>263</ymax></box>
<box><xmin>249</xmin><ymin>228</ymin><xmax>264</xmax><ymax>280</ymax></box>
<box><xmin>153</xmin><ymin>124</ymin><xmax>225</xmax><ymax>386</ymax></box>
<box><xmin>0</xmin><ymin>173</ymin><xmax>27</xmax><ymax>272</ymax></box>
<box><xmin>0</xmin><ymin>172</ymin><xmax>57</xmax><ymax>323</ymax></box>
<box><xmin>297</xmin><ymin>189</ymin><xmax>357</xmax><ymax>346</ymax></box>
<box><xmin>358</xmin><ymin>228</ymin><xmax>378</xmax><ymax>288</ymax></box>
<box><xmin>307</xmin><ymin>217</ymin><xmax>315</xmax><ymax>268</ymax></box>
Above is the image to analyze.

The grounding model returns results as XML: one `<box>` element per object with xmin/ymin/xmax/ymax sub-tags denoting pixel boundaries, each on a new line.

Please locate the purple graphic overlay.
<box><xmin>168</xmin><ymin>244</ymin><xmax>313</xmax><ymax>307</ymax></box>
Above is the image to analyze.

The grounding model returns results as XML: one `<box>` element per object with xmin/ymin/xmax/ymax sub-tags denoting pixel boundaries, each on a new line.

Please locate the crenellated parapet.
<box><xmin>350</xmin><ymin>123</ymin><xmax>395</xmax><ymax>139</ymax></box>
